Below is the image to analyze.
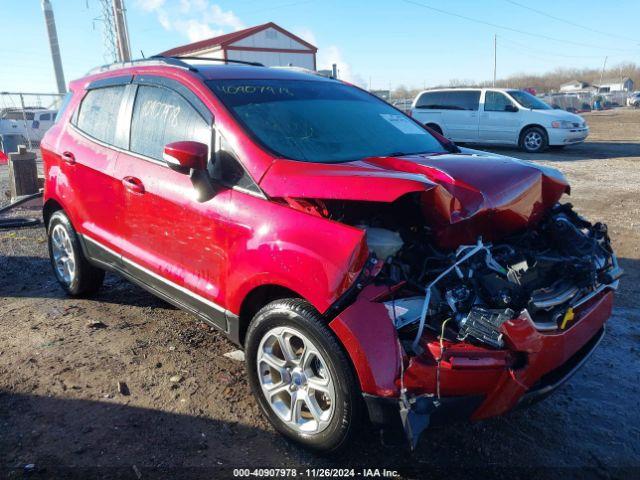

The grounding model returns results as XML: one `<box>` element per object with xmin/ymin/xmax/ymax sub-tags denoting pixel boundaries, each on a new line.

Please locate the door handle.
<box><xmin>61</xmin><ymin>151</ymin><xmax>75</xmax><ymax>164</ymax></box>
<box><xmin>122</xmin><ymin>176</ymin><xmax>145</xmax><ymax>194</ymax></box>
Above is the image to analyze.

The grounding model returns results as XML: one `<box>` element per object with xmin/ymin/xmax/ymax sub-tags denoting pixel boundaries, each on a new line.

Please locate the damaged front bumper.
<box><xmin>330</xmin><ymin>281</ymin><xmax>616</xmax><ymax>449</ymax></box>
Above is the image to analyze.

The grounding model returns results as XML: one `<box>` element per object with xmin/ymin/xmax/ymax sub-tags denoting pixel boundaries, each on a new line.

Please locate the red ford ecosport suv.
<box><xmin>41</xmin><ymin>57</ymin><xmax>621</xmax><ymax>452</ymax></box>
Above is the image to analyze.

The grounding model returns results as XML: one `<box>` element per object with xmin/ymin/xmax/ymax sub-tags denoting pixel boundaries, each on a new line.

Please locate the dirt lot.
<box><xmin>1</xmin><ymin>109</ymin><xmax>639</xmax><ymax>479</ymax></box>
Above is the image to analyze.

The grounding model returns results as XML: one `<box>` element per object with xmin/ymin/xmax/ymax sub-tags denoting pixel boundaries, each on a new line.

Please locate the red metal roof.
<box><xmin>160</xmin><ymin>22</ymin><xmax>317</xmax><ymax>57</ymax></box>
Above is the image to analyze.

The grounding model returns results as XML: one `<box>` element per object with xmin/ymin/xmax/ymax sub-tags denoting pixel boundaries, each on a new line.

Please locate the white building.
<box><xmin>597</xmin><ymin>78</ymin><xmax>634</xmax><ymax>93</ymax></box>
<box><xmin>559</xmin><ymin>80</ymin><xmax>594</xmax><ymax>93</ymax></box>
<box><xmin>160</xmin><ymin>22</ymin><xmax>317</xmax><ymax>70</ymax></box>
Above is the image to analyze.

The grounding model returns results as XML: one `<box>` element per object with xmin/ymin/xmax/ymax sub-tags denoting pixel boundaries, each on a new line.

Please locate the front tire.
<box><xmin>245</xmin><ymin>299</ymin><xmax>362</xmax><ymax>453</ymax></box>
<box><xmin>47</xmin><ymin>210</ymin><xmax>104</xmax><ymax>296</ymax></box>
<box><xmin>520</xmin><ymin>126</ymin><xmax>548</xmax><ymax>153</ymax></box>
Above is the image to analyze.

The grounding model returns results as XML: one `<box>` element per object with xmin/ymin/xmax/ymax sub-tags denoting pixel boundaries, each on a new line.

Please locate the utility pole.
<box><xmin>493</xmin><ymin>34</ymin><xmax>497</xmax><ymax>87</ymax></box>
<box><xmin>41</xmin><ymin>0</ymin><xmax>66</xmax><ymax>94</ymax></box>
<box><xmin>112</xmin><ymin>0</ymin><xmax>132</xmax><ymax>62</ymax></box>
<box><xmin>98</xmin><ymin>0</ymin><xmax>118</xmax><ymax>62</ymax></box>
<box><xmin>599</xmin><ymin>56</ymin><xmax>608</xmax><ymax>89</ymax></box>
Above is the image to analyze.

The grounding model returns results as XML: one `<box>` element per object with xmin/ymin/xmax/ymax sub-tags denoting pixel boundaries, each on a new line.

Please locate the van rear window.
<box><xmin>416</xmin><ymin>91</ymin><xmax>480</xmax><ymax>111</ymax></box>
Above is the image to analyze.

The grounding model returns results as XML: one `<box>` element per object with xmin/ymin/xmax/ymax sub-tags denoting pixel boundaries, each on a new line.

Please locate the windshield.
<box><xmin>206</xmin><ymin>79</ymin><xmax>446</xmax><ymax>163</ymax></box>
<box><xmin>508</xmin><ymin>90</ymin><xmax>551</xmax><ymax>110</ymax></box>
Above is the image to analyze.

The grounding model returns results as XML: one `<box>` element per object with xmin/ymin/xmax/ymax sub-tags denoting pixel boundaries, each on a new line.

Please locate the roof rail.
<box><xmin>86</xmin><ymin>56</ymin><xmax>198</xmax><ymax>76</ymax></box>
<box><xmin>85</xmin><ymin>55</ymin><xmax>264</xmax><ymax>77</ymax></box>
<box><xmin>167</xmin><ymin>55</ymin><xmax>265</xmax><ymax>67</ymax></box>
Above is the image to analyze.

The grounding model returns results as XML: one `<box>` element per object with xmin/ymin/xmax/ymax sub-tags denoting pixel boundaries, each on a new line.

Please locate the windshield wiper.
<box><xmin>387</xmin><ymin>151</ymin><xmax>409</xmax><ymax>157</ymax></box>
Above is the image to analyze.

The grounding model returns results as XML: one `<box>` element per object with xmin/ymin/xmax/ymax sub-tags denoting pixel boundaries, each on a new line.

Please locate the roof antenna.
<box><xmin>140</xmin><ymin>50</ymin><xmax>146</xmax><ymax>59</ymax></box>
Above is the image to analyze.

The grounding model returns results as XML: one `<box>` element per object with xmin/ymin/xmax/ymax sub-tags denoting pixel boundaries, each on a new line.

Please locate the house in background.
<box><xmin>559</xmin><ymin>80</ymin><xmax>595</xmax><ymax>93</ymax></box>
<box><xmin>597</xmin><ymin>77</ymin><xmax>634</xmax><ymax>93</ymax></box>
<box><xmin>160</xmin><ymin>22</ymin><xmax>317</xmax><ymax>70</ymax></box>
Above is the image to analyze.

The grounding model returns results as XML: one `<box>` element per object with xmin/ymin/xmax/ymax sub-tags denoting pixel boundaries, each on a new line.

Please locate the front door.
<box><xmin>479</xmin><ymin>91</ymin><xmax>521</xmax><ymax>143</ymax></box>
<box><xmin>115</xmin><ymin>78</ymin><xmax>232</xmax><ymax>329</ymax></box>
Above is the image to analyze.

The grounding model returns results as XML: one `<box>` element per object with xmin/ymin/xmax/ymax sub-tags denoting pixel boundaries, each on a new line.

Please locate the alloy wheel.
<box><xmin>51</xmin><ymin>224</ymin><xmax>76</xmax><ymax>285</ymax></box>
<box><xmin>524</xmin><ymin>131</ymin><xmax>543</xmax><ymax>151</ymax></box>
<box><xmin>256</xmin><ymin>326</ymin><xmax>336</xmax><ymax>434</ymax></box>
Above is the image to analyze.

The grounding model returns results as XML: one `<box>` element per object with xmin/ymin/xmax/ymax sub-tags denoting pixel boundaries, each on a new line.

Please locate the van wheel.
<box><xmin>245</xmin><ymin>299</ymin><xmax>362</xmax><ymax>453</ymax></box>
<box><xmin>47</xmin><ymin>210</ymin><xmax>104</xmax><ymax>296</ymax></box>
<box><xmin>425</xmin><ymin>123</ymin><xmax>443</xmax><ymax>135</ymax></box>
<box><xmin>520</xmin><ymin>127</ymin><xmax>548</xmax><ymax>153</ymax></box>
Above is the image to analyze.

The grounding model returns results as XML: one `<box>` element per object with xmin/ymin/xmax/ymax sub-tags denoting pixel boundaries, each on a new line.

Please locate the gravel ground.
<box><xmin>1</xmin><ymin>109</ymin><xmax>639</xmax><ymax>479</ymax></box>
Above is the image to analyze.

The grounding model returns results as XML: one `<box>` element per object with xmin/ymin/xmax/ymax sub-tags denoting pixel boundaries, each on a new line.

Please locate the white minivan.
<box><xmin>410</xmin><ymin>88</ymin><xmax>589</xmax><ymax>153</ymax></box>
<box><xmin>0</xmin><ymin>109</ymin><xmax>57</xmax><ymax>144</ymax></box>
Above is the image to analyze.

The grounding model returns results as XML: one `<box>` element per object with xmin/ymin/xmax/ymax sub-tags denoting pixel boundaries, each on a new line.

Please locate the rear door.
<box><xmin>479</xmin><ymin>90</ymin><xmax>521</xmax><ymax>143</ymax></box>
<box><xmin>440</xmin><ymin>90</ymin><xmax>480</xmax><ymax>141</ymax></box>
<box><xmin>414</xmin><ymin>90</ymin><xmax>480</xmax><ymax>141</ymax></box>
<box><xmin>412</xmin><ymin>91</ymin><xmax>445</xmax><ymax>132</ymax></box>
<box><xmin>63</xmin><ymin>79</ymin><xmax>131</xmax><ymax>266</ymax></box>
<box><xmin>114</xmin><ymin>76</ymin><xmax>233</xmax><ymax>329</ymax></box>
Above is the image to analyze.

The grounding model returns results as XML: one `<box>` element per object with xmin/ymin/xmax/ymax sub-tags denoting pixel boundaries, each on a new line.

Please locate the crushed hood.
<box><xmin>259</xmin><ymin>151</ymin><xmax>569</xmax><ymax>248</ymax></box>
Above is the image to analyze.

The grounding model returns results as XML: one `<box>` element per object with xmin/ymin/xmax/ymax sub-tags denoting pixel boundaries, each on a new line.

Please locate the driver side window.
<box><xmin>484</xmin><ymin>91</ymin><xmax>514</xmax><ymax>112</ymax></box>
<box><xmin>130</xmin><ymin>85</ymin><xmax>211</xmax><ymax>162</ymax></box>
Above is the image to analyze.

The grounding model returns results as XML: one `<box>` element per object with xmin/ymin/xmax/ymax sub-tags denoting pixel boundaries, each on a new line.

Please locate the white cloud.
<box><xmin>318</xmin><ymin>45</ymin><xmax>365</xmax><ymax>87</ymax></box>
<box><xmin>157</xmin><ymin>9</ymin><xmax>171</xmax><ymax>30</ymax></box>
<box><xmin>175</xmin><ymin>20</ymin><xmax>222</xmax><ymax>42</ymax></box>
<box><xmin>293</xmin><ymin>27</ymin><xmax>317</xmax><ymax>47</ymax></box>
<box><xmin>207</xmin><ymin>4</ymin><xmax>244</xmax><ymax>31</ymax></box>
<box><xmin>179</xmin><ymin>0</ymin><xmax>208</xmax><ymax>13</ymax></box>
<box><xmin>137</xmin><ymin>0</ymin><xmax>165</xmax><ymax>11</ymax></box>
<box><xmin>294</xmin><ymin>27</ymin><xmax>364</xmax><ymax>87</ymax></box>
<box><xmin>136</xmin><ymin>0</ymin><xmax>243</xmax><ymax>41</ymax></box>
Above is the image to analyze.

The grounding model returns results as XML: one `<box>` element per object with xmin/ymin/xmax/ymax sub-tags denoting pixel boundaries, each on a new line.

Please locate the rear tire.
<box><xmin>47</xmin><ymin>210</ymin><xmax>104</xmax><ymax>296</ymax></box>
<box><xmin>520</xmin><ymin>126</ymin><xmax>548</xmax><ymax>153</ymax></box>
<box><xmin>245</xmin><ymin>299</ymin><xmax>362</xmax><ymax>453</ymax></box>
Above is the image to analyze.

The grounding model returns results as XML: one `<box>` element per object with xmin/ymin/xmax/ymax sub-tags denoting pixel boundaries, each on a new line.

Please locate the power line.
<box><xmin>236</xmin><ymin>0</ymin><xmax>313</xmax><ymax>15</ymax></box>
<box><xmin>498</xmin><ymin>36</ymin><xmax>628</xmax><ymax>59</ymax></box>
<box><xmin>400</xmin><ymin>0</ymin><xmax>640</xmax><ymax>53</ymax></box>
<box><xmin>504</xmin><ymin>0</ymin><xmax>640</xmax><ymax>44</ymax></box>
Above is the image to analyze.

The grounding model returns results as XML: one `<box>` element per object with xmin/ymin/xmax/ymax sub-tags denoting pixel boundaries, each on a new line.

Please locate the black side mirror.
<box><xmin>505</xmin><ymin>104</ymin><xmax>518</xmax><ymax>112</ymax></box>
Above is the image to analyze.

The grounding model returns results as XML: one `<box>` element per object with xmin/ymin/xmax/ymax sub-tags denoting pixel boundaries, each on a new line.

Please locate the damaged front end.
<box><xmin>329</xmin><ymin>201</ymin><xmax>621</xmax><ymax>449</ymax></box>
<box><xmin>261</xmin><ymin>152</ymin><xmax>620</xmax><ymax>448</ymax></box>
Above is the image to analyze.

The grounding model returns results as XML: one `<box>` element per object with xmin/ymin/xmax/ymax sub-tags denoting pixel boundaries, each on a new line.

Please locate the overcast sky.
<box><xmin>2</xmin><ymin>0</ymin><xmax>639</xmax><ymax>93</ymax></box>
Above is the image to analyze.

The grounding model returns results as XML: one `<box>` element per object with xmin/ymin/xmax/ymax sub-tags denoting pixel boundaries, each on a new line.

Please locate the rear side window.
<box><xmin>130</xmin><ymin>85</ymin><xmax>211</xmax><ymax>162</ymax></box>
<box><xmin>416</xmin><ymin>91</ymin><xmax>479</xmax><ymax>111</ymax></box>
<box><xmin>3</xmin><ymin>111</ymin><xmax>35</xmax><ymax>120</ymax></box>
<box><xmin>40</xmin><ymin>113</ymin><xmax>51</xmax><ymax>121</ymax></box>
<box><xmin>76</xmin><ymin>86</ymin><xmax>126</xmax><ymax>145</ymax></box>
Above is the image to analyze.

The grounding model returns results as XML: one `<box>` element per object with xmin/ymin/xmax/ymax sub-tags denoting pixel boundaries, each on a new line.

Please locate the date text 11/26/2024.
<box><xmin>232</xmin><ymin>468</ymin><xmax>400</xmax><ymax>478</ymax></box>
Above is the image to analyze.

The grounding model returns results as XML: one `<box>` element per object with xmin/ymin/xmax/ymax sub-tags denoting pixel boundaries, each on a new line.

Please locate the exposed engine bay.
<box><xmin>273</xmin><ymin>153</ymin><xmax>622</xmax><ymax>449</ymax></box>
<box><xmin>321</xmin><ymin>197</ymin><xmax>622</xmax><ymax>353</ymax></box>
